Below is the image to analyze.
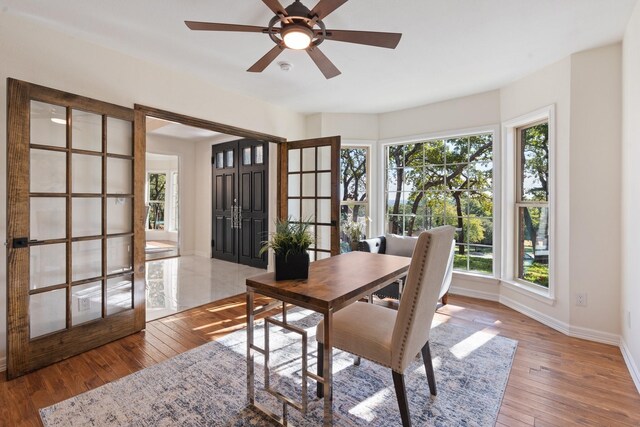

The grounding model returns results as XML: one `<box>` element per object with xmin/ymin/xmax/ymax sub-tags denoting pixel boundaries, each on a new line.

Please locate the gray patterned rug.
<box><xmin>40</xmin><ymin>309</ymin><xmax>517</xmax><ymax>426</ymax></box>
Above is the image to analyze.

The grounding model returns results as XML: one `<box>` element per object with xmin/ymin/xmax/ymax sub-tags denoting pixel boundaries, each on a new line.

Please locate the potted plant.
<box><xmin>342</xmin><ymin>220</ymin><xmax>364</xmax><ymax>252</ymax></box>
<box><xmin>260</xmin><ymin>218</ymin><xmax>314</xmax><ymax>280</ymax></box>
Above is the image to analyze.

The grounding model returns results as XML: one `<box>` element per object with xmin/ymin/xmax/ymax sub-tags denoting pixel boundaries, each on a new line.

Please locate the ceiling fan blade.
<box><xmin>185</xmin><ymin>21</ymin><xmax>268</xmax><ymax>33</ymax></box>
<box><xmin>322</xmin><ymin>29</ymin><xmax>402</xmax><ymax>49</ymax></box>
<box><xmin>247</xmin><ymin>45</ymin><xmax>285</xmax><ymax>73</ymax></box>
<box><xmin>309</xmin><ymin>0</ymin><xmax>348</xmax><ymax>20</ymax></box>
<box><xmin>307</xmin><ymin>46</ymin><xmax>341</xmax><ymax>79</ymax></box>
<box><xmin>262</xmin><ymin>0</ymin><xmax>288</xmax><ymax>16</ymax></box>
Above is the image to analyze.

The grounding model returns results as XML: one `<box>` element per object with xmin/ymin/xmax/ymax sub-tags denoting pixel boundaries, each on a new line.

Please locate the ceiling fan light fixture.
<box><xmin>282</xmin><ymin>24</ymin><xmax>313</xmax><ymax>50</ymax></box>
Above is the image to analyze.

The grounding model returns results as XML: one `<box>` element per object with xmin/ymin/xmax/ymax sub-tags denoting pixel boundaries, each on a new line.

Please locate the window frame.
<box><xmin>379</xmin><ymin>125</ymin><xmax>500</xmax><ymax>278</ymax></box>
<box><xmin>502</xmin><ymin>105</ymin><xmax>556</xmax><ymax>302</ymax></box>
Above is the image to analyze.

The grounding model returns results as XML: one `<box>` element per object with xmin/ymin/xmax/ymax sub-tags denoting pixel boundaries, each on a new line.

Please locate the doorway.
<box><xmin>212</xmin><ymin>139</ymin><xmax>269</xmax><ymax>269</ymax></box>
<box><xmin>145</xmin><ymin>153</ymin><xmax>180</xmax><ymax>261</ymax></box>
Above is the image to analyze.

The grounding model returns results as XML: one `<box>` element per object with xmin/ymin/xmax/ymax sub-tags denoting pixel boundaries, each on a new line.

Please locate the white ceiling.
<box><xmin>146</xmin><ymin>118</ymin><xmax>222</xmax><ymax>142</ymax></box>
<box><xmin>3</xmin><ymin>0</ymin><xmax>637</xmax><ymax>114</ymax></box>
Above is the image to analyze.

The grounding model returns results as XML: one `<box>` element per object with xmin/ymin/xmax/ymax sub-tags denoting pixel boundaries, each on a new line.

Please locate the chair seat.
<box><xmin>316</xmin><ymin>302</ymin><xmax>397</xmax><ymax>368</ymax></box>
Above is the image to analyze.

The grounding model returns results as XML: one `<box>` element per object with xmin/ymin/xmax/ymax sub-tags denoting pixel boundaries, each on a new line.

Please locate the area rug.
<box><xmin>40</xmin><ymin>309</ymin><xmax>517</xmax><ymax>426</ymax></box>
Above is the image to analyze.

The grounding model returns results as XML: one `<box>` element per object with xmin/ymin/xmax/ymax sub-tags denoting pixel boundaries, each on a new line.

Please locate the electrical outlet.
<box><xmin>576</xmin><ymin>292</ymin><xmax>587</xmax><ymax>307</ymax></box>
<box><xmin>78</xmin><ymin>296</ymin><xmax>91</xmax><ymax>312</ymax></box>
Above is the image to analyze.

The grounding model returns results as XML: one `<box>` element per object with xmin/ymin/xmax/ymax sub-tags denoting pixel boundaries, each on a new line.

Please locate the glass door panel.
<box><xmin>30</xmin><ymin>101</ymin><xmax>66</xmax><ymax>148</ymax></box>
<box><xmin>71</xmin><ymin>281</ymin><xmax>103</xmax><ymax>326</ymax></box>
<box><xmin>72</xmin><ymin>154</ymin><xmax>102</xmax><ymax>193</ymax></box>
<box><xmin>30</xmin><ymin>289</ymin><xmax>67</xmax><ymax>338</ymax></box>
<box><xmin>72</xmin><ymin>109</ymin><xmax>102</xmax><ymax>152</ymax></box>
<box><xmin>107</xmin><ymin>275</ymin><xmax>133</xmax><ymax>315</ymax></box>
<box><xmin>107</xmin><ymin>117</ymin><xmax>132</xmax><ymax>156</ymax></box>
<box><xmin>30</xmin><ymin>198</ymin><xmax>66</xmax><ymax>240</ymax></box>
<box><xmin>30</xmin><ymin>149</ymin><xmax>66</xmax><ymax>193</ymax></box>
<box><xmin>72</xmin><ymin>198</ymin><xmax>102</xmax><ymax>237</ymax></box>
<box><xmin>30</xmin><ymin>243</ymin><xmax>66</xmax><ymax>289</ymax></box>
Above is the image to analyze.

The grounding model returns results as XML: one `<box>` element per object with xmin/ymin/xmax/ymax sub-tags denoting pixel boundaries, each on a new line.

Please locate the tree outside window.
<box><xmin>340</xmin><ymin>147</ymin><xmax>368</xmax><ymax>252</ymax></box>
<box><xmin>147</xmin><ymin>172</ymin><xmax>166</xmax><ymax>230</ymax></box>
<box><xmin>385</xmin><ymin>133</ymin><xmax>494</xmax><ymax>275</ymax></box>
<box><xmin>517</xmin><ymin>122</ymin><xmax>549</xmax><ymax>287</ymax></box>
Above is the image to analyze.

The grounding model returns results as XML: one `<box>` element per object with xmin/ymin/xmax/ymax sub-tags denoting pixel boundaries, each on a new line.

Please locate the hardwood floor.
<box><xmin>1</xmin><ymin>294</ymin><xmax>639</xmax><ymax>426</ymax></box>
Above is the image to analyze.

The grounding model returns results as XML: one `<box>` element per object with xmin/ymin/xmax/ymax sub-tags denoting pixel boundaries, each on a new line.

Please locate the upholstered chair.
<box><xmin>316</xmin><ymin>225</ymin><xmax>456</xmax><ymax>427</ymax></box>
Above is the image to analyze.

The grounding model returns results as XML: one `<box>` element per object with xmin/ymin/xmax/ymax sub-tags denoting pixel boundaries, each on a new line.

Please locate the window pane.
<box><xmin>31</xmin><ymin>149</ymin><xmax>66</xmax><ymax>193</ymax></box>
<box><xmin>30</xmin><ymin>243</ymin><xmax>66</xmax><ymax>289</ymax></box>
<box><xmin>520</xmin><ymin>123</ymin><xmax>549</xmax><ymax>202</ymax></box>
<box><xmin>340</xmin><ymin>148</ymin><xmax>367</xmax><ymax>202</ymax></box>
<box><xmin>72</xmin><ymin>239</ymin><xmax>102</xmax><ymax>281</ymax></box>
<box><xmin>107</xmin><ymin>275</ymin><xmax>133</xmax><ymax>315</ymax></box>
<box><xmin>72</xmin><ymin>109</ymin><xmax>102</xmax><ymax>152</ymax></box>
<box><xmin>255</xmin><ymin>145</ymin><xmax>264</xmax><ymax>164</ymax></box>
<box><xmin>71</xmin><ymin>281</ymin><xmax>102</xmax><ymax>326</ymax></box>
<box><xmin>107</xmin><ymin>117</ymin><xmax>132</xmax><ymax>156</ymax></box>
<box><xmin>107</xmin><ymin>158</ymin><xmax>132</xmax><ymax>194</ymax></box>
<box><xmin>242</xmin><ymin>147</ymin><xmax>251</xmax><ymax>165</ymax></box>
<box><xmin>518</xmin><ymin>206</ymin><xmax>549</xmax><ymax>287</ymax></box>
<box><xmin>30</xmin><ymin>101</ymin><xmax>66</xmax><ymax>148</ymax></box>
<box><xmin>30</xmin><ymin>289</ymin><xmax>66</xmax><ymax>338</ymax></box>
<box><xmin>73</xmin><ymin>154</ymin><xmax>102</xmax><ymax>194</ymax></box>
<box><xmin>385</xmin><ymin>133</ymin><xmax>494</xmax><ymax>274</ymax></box>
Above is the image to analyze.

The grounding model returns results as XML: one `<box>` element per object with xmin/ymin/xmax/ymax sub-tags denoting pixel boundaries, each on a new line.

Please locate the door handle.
<box><xmin>12</xmin><ymin>237</ymin><xmax>29</xmax><ymax>248</ymax></box>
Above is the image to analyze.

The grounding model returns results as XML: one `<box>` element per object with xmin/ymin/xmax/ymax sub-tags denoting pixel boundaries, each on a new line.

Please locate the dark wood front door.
<box><xmin>212</xmin><ymin>139</ymin><xmax>268</xmax><ymax>268</ymax></box>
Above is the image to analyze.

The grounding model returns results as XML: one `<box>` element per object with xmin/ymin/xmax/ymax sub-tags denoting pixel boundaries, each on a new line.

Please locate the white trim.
<box><xmin>620</xmin><ymin>338</ymin><xmax>640</xmax><ymax>394</ymax></box>
<box><xmin>0</xmin><ymin>357</ymin><xmax>5</xmax><ymax>373</ymax></box>
<box><xmin>194</xmin><ymin>250</ymin><xmax>210</xmax><ymax>258</ymax></box>
<box><xmin>378</xmin><ymin>124</ymin><xmax>501</xmax><ymax>146</ymax></box>
<box><xmin>378</xmin><ymin>124</ymin><xmax>501</xmax><ymax>276</ymax></box>
<box><xmin>501</xmin><ymin>104</ymin><xmax>556</xmax><ymax>300</ymax></box>
<box><xmin>449</xmin><ymin>286</ymin><xmax>500</xmax><ymax>302</ymax></box>
<box><xmin>453</xmin><ymin>271</ymin><xmax>500</xmax><ymax>284</ymax></box>
<box><xmin>499</xmin><ymin>294</ymin><xmax>620</xmax><ymax>346</ymax></box>
<box><xmin>501</xmin><ymin>280</ymin><xmax>556</xmax><ymax>305</ymax></box>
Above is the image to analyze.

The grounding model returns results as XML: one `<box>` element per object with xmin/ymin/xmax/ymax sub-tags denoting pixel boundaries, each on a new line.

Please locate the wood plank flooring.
<box><xmin>0</xmin><ymin>294</ymin><xmax>638</xmax><ymax>426</ymax></box>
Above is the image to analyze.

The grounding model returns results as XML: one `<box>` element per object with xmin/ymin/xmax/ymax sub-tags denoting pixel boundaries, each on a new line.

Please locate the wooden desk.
<box><xmin>245</xmin><ymin>251</ymin><xmax>411</xmax><ymax>426</ymax></box>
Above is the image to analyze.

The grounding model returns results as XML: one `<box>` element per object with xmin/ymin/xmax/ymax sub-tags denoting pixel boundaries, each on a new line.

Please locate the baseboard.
<box><xmin>449</xmin><ymin>286</ymin><xmax>500</xmax><ymax>302</ymax></box>
<box><xmin>620</xmin><ymin>338</ymin><xmax>640</xmax><ymax>394</ymax></box>
<box><xmin>194</xmin><ymin>251</ymin><xmax>209</xmax><ymax>258</ymax></box>
<box><xmin>180</xmin><ymin>250</ymin><xmax>195</xmax><ymax>256</ymax></box>
<box><xmin>499</xmin><ymin>295</ymin><xmax>620</xmax><ymax>346</ymax></box>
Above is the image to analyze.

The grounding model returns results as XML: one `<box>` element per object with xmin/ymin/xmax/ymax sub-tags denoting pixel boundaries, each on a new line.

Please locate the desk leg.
<box><xmin>246</xmin><ymin>290</ymin><xmax>255</xmax><ymax>405</ymax></box>
<box><xmin>322</xmin><ymin>310</ymin><xmax>333</xmax><ymax>426</ymax></box>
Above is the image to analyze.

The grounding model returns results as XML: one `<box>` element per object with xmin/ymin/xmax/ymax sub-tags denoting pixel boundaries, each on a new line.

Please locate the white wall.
<box><xmin>569</xmin><ymin>44</ymin><xmax>622</xmax><ymax>337</ymax></box>
<box><xmin>499</xmin><ymin>57</ymin><xmax>574</xmax><ymax>329</ymax></box>
<box><xmin>146</xmin><ymin>137</ymin><xmax>197</xmax><ymax>252</ymax></box>
<box><xmin>0</xmin><ymin>14</ymin><xmax>305</xmax><ymax>368</ymax></box>
<box><xmin>621</xmin><ymin>0</ymin><xmax>640</xmax><ymax>391</ymax></box>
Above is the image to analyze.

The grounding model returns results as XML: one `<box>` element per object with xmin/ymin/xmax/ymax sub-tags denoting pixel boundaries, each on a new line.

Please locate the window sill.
<box><xmin>500</xmin><ymin>279</ymin><xmax>556</xmax><ymax>305</ymax></box>
<box><xmin>453</xmin><ymin>271</ymin><xmax>500</xmax><ymax>285</ymax></box>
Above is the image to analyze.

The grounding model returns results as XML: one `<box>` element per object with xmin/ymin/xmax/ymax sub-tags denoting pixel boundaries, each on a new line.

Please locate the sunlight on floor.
<box><xmin>449</xmin><ymin>328</ymin><xmax>498</xmax><ymax>359</ymax></box>
<box><xmin>348</xmin><ymin>387</ymin><xmax>393</xmax><ymax>422</ymax></box>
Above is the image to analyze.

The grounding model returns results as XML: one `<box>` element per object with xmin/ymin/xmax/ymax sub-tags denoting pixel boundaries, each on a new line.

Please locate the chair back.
<box><xmin>390</xmin><ymin>225</ymin><xmax>455</xmax><ymax>372</ymax></box>
<box><xmin>439</xmin><ymin>240</ymin><xmax>456</xmax><ymax>300</ymax></box>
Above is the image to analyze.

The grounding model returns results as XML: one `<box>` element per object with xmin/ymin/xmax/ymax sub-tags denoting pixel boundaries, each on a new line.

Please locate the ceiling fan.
<box><xmin>185</xmin><ymin>0</ymin><xmax>402</xmax><ymax>79</ymax></box>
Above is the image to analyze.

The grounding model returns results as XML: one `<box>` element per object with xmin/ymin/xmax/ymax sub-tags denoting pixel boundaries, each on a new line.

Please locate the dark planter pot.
<box><xmin>275</xmin><ymin>252</ymin><xmax>310</xmax><ymax>280</ymax></box>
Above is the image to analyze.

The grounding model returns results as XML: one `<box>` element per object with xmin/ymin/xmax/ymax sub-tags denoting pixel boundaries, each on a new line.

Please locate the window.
<box><xmin>384</xmin><ymin>133</ymin><xmax>494</xmax><ymax>275</ymax></box>
<box><xmin>340</xmin><ymin>147</ymin><xmax>369</xmax><ymax>252</ymax></box>
<box><xmin>516</xmin><ymin>121</ymin><xmax>549</xmax><ymax>287</ymax></box>
<box><xmin>147</xmin><ymin>172</ymin><xmax>166</xmax><ymax>230</ymax></box>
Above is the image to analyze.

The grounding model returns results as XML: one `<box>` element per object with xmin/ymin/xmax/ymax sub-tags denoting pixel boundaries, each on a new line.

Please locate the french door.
<box><xmin>6</xmin><ymin>79</ymin><xmax>145</xmax><ymax>379</ymax></box>
<box><xmin>279</xmin><ymin>136</ymin><xmax>341</xmax><ymax>259</ymax></box>
<box><xmin>212</xmin><ymin>139</ymin><xmax>268</xmax><ymax>268</ymax></box>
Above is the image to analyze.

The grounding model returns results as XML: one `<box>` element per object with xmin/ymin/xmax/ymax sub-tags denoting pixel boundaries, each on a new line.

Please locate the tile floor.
<box><xmin>145</xmin><ymin>255</ymin><xmax>265</xmax><ymax>321</ymax></box>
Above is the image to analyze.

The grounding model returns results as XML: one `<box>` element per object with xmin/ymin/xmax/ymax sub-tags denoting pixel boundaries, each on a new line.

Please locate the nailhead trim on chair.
<box><xmin>394</xmin><ymin>233</ymin><xmax>431</xmax><ymax>372</ymax></box>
